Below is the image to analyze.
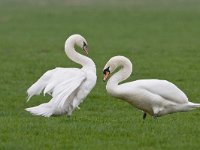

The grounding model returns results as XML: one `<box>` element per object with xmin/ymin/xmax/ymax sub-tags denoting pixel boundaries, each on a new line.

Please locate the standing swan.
<box><xmin>26</xmin><ymin>34</ymin><xmax>97</xmax><ymax>117</ymax></box>
<box><xmin>103</xmin><ymin>56</ymin><xmax>200</xmax><ymax>119</ymax></box>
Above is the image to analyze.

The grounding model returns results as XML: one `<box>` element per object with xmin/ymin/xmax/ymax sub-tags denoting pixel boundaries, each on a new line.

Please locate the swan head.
<box><xmin>103</xmin><ymin>66</ymin><xmax>111</xmax><ymax>81</ymax></box>
<box><xmin>103</xmin><ymin>57</ymin><xmax>119</xmax><ymax>81</ymax></box>
<box><xmin>75</xmin><ymin>35</ymin><xmax>88</xmax><ymax>54</ymax></box>
<box><xmin>66</xmin><ymin>34</ymin><xmax>88</xmax><ymax>54</ymax></box>
<box><xmin>103</xmin><ymin>56</ymin><xmax>132</xmax><ymax>81</ymax></box>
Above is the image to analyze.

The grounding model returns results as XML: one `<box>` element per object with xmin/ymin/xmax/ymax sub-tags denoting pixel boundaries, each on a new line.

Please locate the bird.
<box><xmin>103</xmin><ymin>55</ymin><xmax>200</xmax><ymax>119</ymax></box>
<box><xmin>25</xmin><ymin>34</ymin><xmax>97</xmax><ymax>117</ymax></box>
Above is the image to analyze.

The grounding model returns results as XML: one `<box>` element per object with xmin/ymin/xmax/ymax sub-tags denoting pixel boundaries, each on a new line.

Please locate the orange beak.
<box><xmin>103</xmin><ymin>71</ymin><xmax>110</xmax><ymax>81</ymax></box>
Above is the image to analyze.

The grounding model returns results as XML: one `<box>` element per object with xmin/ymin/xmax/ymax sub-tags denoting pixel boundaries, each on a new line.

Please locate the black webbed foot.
<box><xmin>143</xmin><ymin>112</ymin><xmax>147</xmax><ymax>120</ymax></box>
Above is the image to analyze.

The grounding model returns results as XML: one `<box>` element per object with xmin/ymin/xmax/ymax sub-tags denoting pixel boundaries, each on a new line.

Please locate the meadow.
<box><xmin>0</xmin><ymin>0</ymin><xmax>200</xmax><ymax>149</ymax></box>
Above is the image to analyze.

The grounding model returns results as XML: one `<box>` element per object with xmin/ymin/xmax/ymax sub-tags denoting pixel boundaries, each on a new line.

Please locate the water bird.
<box><xmin>26</xmin><ymin>34</ymin><xmax>97</xmax><ymax>117</ymax></box>
<box><xmin>103</xmin><ymin>56</ymin><xmax>200</xmax><ymax>119</ymax></box>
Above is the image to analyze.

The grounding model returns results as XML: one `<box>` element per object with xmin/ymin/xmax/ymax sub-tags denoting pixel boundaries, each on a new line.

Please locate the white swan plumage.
<box><xmin>103</xmin><ymin>56</ymin><xmax>200</xmax><ymax>119</ymax></box>
<box><xmin>25</xmin><ymin>34</ymin><xmax>97</xmax><ymax>117</ymax></box>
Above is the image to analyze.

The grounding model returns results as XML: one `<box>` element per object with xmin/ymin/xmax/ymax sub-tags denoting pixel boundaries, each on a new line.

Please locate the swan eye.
<box><xmin>82</xmin><ymin>42</ymin><xmax>88</xmax><ymax>54</ymax></box>
<box><xmin>103</xmin><ymin>67</ymin><xmax>110</xmax><ymax>74</ymax></box>
<box><xmin>83</xmin><ymin>42</ymin><xmax>87</xmax><ymax>49</ymax></box>
<box><xmin>83</xmin><ymin>42</ymin><xmax>87</xmax><ymax>47</ymax></box>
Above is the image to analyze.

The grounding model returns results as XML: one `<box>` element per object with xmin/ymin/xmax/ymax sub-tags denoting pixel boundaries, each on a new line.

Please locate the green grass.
<box><xmin>0</xmin><ymin>0</ymin><xmax>200</xmax><ymax>149</ymax></box>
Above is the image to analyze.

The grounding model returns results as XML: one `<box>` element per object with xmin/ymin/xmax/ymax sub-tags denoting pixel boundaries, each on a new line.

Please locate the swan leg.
<box><xmin>143</xmin><ymin>112</ymin><xmax>147</xmax><ymax>120</ymax></box>
<box><xmin>152</xmin><ymin>106</ymin><xmax>161</xmax><ymax>119</ymax></box>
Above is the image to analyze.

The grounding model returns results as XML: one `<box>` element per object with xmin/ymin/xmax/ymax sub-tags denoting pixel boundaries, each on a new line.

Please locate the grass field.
<box><xmin>0</xmin><ymin>0</ymin><xmax>200</xmax><ymax>149</ymax></box>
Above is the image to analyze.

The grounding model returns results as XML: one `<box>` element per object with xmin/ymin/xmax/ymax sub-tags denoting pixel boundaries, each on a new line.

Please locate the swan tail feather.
<box><xmin>188</xmin><ymin>102</ymin><xmax>200</xmax><ymax>109</ymax></box>
<box><xmin>25</xmin><ymin>103</ymin><xmax>53</xmax><ymax>117</ymax></box>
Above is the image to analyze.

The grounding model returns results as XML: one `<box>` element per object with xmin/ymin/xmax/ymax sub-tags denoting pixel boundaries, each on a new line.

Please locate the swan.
<box><xmin>25</xmin><ymin>34</ymin><xmax>97</xmax><ymax>117</ymax></box>
<box><xmin>103</xmin><ymin>56</ymin><xmax>200</xmax><ymax>119</ymax></box>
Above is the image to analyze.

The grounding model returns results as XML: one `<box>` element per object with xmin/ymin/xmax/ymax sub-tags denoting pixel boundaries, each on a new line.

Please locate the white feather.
<box><xmin>103</xmin><ymin>56</ymin><xmax>200</xmax><ymax>118</ymax></box>
<box><xmin>26</xmin><ymin>34</ymin><xmax>97</xmax><ymax>117</ymax></box>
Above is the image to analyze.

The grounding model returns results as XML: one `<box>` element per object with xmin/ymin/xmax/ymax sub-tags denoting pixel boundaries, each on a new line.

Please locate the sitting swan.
<box><xmin>103</xmin><ymin>56</ymin><xmax>200</xmax><ymax>119</ymax></box>
<box><xmin>26</xmin><ymin>34</ymin><xmax>97</xmax><ymax>117</ymax></box>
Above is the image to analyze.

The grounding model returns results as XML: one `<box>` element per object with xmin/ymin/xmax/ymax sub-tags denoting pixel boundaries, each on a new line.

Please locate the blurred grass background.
<box><xmin>0</xmin><ymin>0</ymin><xmax>200</xmax><ymax>149</ymax></box>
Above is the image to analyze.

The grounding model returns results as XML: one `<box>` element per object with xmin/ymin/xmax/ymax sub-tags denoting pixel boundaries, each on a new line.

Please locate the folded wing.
<box><xmin>134</xmin><ymin>79</ymin><xmax>188</xmax><ymax>104</ymax></box>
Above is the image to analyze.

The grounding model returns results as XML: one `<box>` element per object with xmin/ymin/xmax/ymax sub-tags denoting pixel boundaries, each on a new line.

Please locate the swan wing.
<box><xmin>26</xmin><ymin>68</ymin><xmax>88</xmax><ymax>116</ymax></box>
<box><xmin>43</xmin><ymin>68</ymin><xmax>87</xmax><ymax>111</ymax></box>
<box><xmin>27</xmin><ymin>67</ymin><xmax>86</xmax><ymax>101</ymax></box>
<box><xmin>133</xmin><ymin>79</ymin><xmax>188</xmax><ymax>104</ymax></box>
<box><xmin>52</xmin><ymin>74</ymin><xmax>86</xmax><ymax>109</ymax></box>
<box><xmin>27</xmin><ymin>69</ymin><xmax>56</xmax><ymax>100</ymax></box>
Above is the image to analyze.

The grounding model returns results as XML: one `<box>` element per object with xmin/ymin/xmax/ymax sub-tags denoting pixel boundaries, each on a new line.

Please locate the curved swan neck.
<box><xmin>64</xmin><ymin>37</ymin><xmax>96</xmax><ymax>72</ymax></box>
<box><xmin>106</xmin><ymin>57</ymin><xmax>132</xmax><ymax>95</ymax></box>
